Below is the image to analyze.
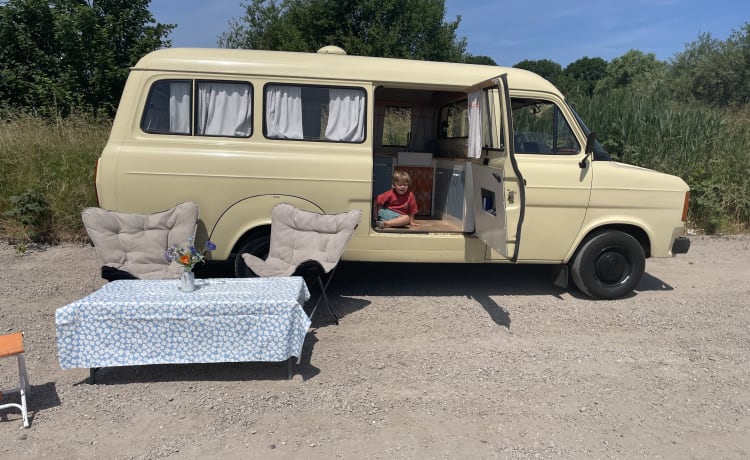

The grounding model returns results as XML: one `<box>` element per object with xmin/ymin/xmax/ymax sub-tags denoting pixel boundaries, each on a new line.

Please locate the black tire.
<box><xmin>570</xmin><ymin>230</ymin><xmax>645</xmax><ymax>300</ymax></box>
<box><xmin>233</xmin><ymin>233</ymin><xmax>270</xmax><ymax>278</ymax></box>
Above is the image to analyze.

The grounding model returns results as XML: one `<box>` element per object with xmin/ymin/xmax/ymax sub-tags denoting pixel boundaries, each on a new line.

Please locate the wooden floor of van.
<box><xmin>373</xmin><ymin>217</ymin><xmax>465</xmax><ymax>234</ymax></box>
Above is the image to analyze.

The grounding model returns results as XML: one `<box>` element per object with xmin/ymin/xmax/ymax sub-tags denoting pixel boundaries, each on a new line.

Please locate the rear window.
<box><xmin>141</xmin><ymin>80</ymin><xmax>253</xmax><ymax>138</ymax></box>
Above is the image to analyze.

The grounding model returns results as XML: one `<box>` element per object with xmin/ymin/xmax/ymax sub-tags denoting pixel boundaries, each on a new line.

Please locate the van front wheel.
<box><xmin>234</xmin><ymin>233</ymin><xmax>270</xmax><ymax>278</ymax></box>
<box><xmin>570</xmin><ymin>230</ymin><xmax>645</xmax><ymax>300</ymax></box>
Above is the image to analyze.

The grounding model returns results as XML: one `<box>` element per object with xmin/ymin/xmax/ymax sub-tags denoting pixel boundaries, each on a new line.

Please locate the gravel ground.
<box><xmin>0</xmin><ymin>235</ymin><xmax>749</xmax><ymax>459</ymax></box>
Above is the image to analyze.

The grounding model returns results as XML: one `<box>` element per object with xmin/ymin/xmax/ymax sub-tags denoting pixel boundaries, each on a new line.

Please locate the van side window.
<box><xmin>439</xmin><ymin>100</ymin><xmax>469</xmax><ymax>139</ymax></box>
<box><xmin>142</xmin><ymin>80</ymin><xmax>192</xmax><ymax>135</ymax></box>
<box><xmin>382</xmin><ymin>106</ymin><xmax>412</xmax><ymax>146</ymax></box>
<box><xmin>264</xmin><ymin>84</ymin><xmax>366</xmax><ymax>143</ymax></box>
<box><xmin>141</xmin><ymin>80</ymin><xmax>253</xmax><ymax>138</ymax></box>
<box><xmin>512</xmin><ymin>99</ymin><xmax>580</xmax><ymax>154</ymax></box>
<box><xmin>196</xmin><ymin>81</ymin><xmax>253</xmax><ymax>137</ymax></box>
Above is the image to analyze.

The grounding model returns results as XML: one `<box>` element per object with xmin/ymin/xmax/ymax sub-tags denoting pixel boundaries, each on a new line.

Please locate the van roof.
<box><xmin>134</xmin><ymin>48</ymin><xmax>560</xmax><ymax>94</ymax></box>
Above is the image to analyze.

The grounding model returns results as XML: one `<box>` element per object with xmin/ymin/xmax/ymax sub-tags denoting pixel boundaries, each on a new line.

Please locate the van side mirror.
<box><xmin>579</xmin><ymin>132</ymin><xmax>596</xmax><ymax>168</ymax></box>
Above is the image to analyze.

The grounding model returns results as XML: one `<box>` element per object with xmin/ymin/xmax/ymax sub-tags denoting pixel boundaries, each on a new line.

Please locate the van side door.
<box><xmin>467</xmin><ymin>75</ymin><xmax>525</xmax><ymax>262</ymax></box>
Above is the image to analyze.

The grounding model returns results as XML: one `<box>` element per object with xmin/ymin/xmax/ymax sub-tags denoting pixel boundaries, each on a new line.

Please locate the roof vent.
<box><xmin>317</xmin><ymin>45</ymin><xmax>347</xmax><ymax>55</ymax></box>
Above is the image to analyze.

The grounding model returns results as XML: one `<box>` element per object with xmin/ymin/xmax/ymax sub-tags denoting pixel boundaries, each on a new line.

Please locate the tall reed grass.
<box><xmin>0</xmin><ymin>113</ymin><xmax>110</xmax><ymax>242</ymax></box>
<box><xmin>573</xmin><ymin>89</ymin><xmax>750</xmax><ymax>233</ymax></box>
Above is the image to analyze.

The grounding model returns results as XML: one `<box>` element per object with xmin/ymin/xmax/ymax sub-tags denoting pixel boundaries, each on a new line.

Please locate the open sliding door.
<box><xmin>467</xmin><ymin>75</ymin><xmax>525</xmax><ymax>262</ymax></box>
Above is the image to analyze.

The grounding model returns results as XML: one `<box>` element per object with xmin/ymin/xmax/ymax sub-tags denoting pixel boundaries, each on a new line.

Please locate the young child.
<box><xmin>374</xmin><ymin>170</ymin><xmax>420</xmax><ymax>229</ymax></box>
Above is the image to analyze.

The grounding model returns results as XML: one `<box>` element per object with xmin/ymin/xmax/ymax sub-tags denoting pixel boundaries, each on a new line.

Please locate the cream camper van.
<box><xmin>94</xmin><ymin>47</ymin><xmax>691</xmax><ymax>299</ymax></box>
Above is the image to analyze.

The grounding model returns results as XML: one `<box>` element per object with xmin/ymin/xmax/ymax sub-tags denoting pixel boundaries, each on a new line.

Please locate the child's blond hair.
<box><xmin>392</xmin><ymin>170</ymin><xmax>411</xmax><ymax>185</ymax></box>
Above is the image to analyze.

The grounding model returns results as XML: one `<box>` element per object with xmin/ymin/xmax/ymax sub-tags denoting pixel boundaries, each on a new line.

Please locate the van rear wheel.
<box><xmin>234</xmin><ymin>233</ymin><xmax>270</xmax><ymax>278</ymax></box>
<box><xmin>570</xmin><ymin>230</ymin><xmax>645</xmax><ymax>300</ymax></box>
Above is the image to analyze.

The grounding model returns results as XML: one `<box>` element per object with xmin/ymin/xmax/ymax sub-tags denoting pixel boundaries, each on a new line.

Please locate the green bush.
<box><xmin>4</xmin><ymin>189</ymin><xmax>51</xmax><ymax>241</ymax></box>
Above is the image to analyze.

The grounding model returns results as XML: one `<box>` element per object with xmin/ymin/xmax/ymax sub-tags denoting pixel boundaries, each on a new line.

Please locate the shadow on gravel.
<box><xmin>13</xmin><ymin>382</ymin><xmax>62</xmax><ymax>427</ymax></box>
<box><xmin>328</xmin><ymin>262</ymin><xmax>569</xmax><ymax>328</ymax></box>
<box><xmin>636</xmin><ymin>271</ymin><xmax>674</xmax><ymax>293</ymax></box>
<box><xmin>201</xmin><ymin>260</ymin><xmax>673</xmax><ymax>327</ymax></box>
<box><xmin>76</xmin><ymin>356</ymin><xmax>320</xmax><ymax>385</ymax></box>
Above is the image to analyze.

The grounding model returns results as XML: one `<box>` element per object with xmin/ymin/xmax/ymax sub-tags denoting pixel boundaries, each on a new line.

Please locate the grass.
<box><xmin>0</xmin><ymin>113</ymin><xmax>110</xmax><ymax>243</ymax></box>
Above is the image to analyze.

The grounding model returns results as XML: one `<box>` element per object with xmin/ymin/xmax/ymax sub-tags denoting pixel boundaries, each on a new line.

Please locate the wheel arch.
<box><xmin>568</xmin><ymin>223</ymin><xmax>652</xmax><ymax>263</ymax></box>
<box><xmin>207</xmin><ymin>194</ymin><xmax>323</xmax><ymax>261</ymax></box>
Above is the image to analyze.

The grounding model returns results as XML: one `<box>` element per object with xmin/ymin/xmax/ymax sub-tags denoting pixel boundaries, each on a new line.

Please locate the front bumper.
<box><xmin>672</xmin><ymin>236</ymin><xmax>691</xmax><ymax>255</ymax></box>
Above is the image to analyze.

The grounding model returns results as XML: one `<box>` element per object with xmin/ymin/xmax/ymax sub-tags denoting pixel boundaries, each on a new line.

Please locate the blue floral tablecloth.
<box><xmin>56</xmin><ymin>277</ymin><xmax>311</xmax><ymax>369</ymax></box>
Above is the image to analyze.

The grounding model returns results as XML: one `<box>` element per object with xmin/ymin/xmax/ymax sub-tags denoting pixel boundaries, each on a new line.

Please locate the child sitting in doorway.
<box><xmin>374</xmin><ymin>170</ymin><xmax>420</xmax><ymax>229</ymax></box>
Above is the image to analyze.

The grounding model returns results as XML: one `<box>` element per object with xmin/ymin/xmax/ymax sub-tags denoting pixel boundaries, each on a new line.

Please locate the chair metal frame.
<box><xmin>0</xmin><ymin>332</ymin><xmax>30</xmax><ymax>428</ymax></box>
<box><xmin>242</xmin><ymin>203</ymin><xmax>362</xmax><ymax>324</ymax></box>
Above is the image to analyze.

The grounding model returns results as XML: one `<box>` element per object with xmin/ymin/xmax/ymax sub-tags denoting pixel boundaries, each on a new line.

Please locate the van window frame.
<box><xmin>381</xmin><ymin>105</ymin><xmax>412</xmax><ymax>148</ymax></box>
<box><xmin>262</xmin><ymin>82</ymin><xmax>368</xmax><ymax>144</ymax></box>
<box><xmin>194</xmin><ymin>79</ymin><xmax>254</xmax><ymax>139</ymax></box>
<box><xmin>140</xmin><ymin>79</ymin><xmax>194</xmax><ymax>136</ymax></box>
<box><xmin>511</xmin><ymin>97</ymin><xmax>581</xmax><ymax>156</ymax></box>
<box><xmin>140</xmin><ymin>78</ymin><xmax>255</xmax><ymax>139</ymax></box>
<box><xmin>438</xmin><ymin>98</ymin><xmax>470</xmax><ymax>140</ymax></box>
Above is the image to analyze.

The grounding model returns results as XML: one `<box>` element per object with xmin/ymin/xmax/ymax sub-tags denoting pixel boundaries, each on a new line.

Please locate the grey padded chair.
<box><xmin>242</xmin><ymin>203</ymin><xmax>362</xmax><ymax>324</ymax></box>
<box><xmin>81</xmin><ymin>202</ymin><xmax>199</xmax><ymax>281</ymax></box>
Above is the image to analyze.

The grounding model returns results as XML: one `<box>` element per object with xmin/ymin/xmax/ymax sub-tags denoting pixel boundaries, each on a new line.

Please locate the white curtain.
<box><xmin>467</xmin><ymin>90</ymin><xmax>482</xmax><ymax>158</ymax></box>
<box><xmin>169</xmin><ymin>82</ymin><xmax>191</xmax><ymax>134</ymax></box>
<box><xmin>197</xmin><ymin>83</ymin><xmax>252</xmax><ymax>136</ymax></box>
<box><xmin>325</xmin><ymin>88</ymin><xmax>365</xmax><ymax>142</ymax></box>
<box><xmin>266</xmin><ymin>86</ymin><xmax>303</xmax><ymax>139</ymax></box>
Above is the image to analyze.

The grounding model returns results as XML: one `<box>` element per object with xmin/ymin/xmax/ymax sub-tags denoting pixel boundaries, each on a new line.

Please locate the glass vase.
<box><xmin>180</xmin><ymin>270</ymin><xmax>195</xmax><ymax>292</ymax></box>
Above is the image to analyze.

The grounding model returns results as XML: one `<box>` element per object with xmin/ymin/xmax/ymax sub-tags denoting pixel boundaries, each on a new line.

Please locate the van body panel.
<box><xmin>94</xmin><ymin>47</ymin><xmax>690</xmax><ymax>299</ymax></box>
<box><xmin>209</xmin><ymin>195</ymin><xmax>322</xmax><ymax>261</ymax></box>
<box><xmin>134</xmin><ymin>48</ymin><xmax>560</xmax><ymax>95</ymax></box>
<box><xmin>469</xmin><ymin>75</ymin><xmax>524</xmax><ymax>260</ymax></box>
<box><xmin>582</xmin><ymin>161</ymin><xmax>690</xmax><ymax>258</ymax></box>
<box><xmin>489</xmin><ymin>154</ymin><xmax>592</xmax><ymax>262</ymax></box>
<box><xmin>351</xmin><ymin>232</ymin><xmax>487</xmax><ymax>262</ymax></box>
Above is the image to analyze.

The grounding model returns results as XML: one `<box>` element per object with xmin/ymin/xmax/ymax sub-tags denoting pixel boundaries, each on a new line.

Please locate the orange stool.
<box><xmin>0</xmin><ymin>332</ymin><xmax>30</xmax><ymax>428</ymax></box>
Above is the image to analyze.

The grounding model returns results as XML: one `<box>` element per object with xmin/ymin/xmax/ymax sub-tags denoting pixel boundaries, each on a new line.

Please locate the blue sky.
<box><xmin>151</xmin><ymin>0</ymin><xmax>749</xmax><ymax>67</ymax></box>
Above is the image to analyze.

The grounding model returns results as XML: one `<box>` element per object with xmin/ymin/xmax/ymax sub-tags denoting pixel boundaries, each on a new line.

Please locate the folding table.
<box><xmin>55</xmin><ymin>277</ymin><xmax>311</xmax><ymax>381</ymax></box>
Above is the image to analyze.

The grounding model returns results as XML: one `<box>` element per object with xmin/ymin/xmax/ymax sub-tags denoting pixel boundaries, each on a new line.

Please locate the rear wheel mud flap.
<box><xmin>553</xmin><ymin>264</ymin><xmax>569</xmax><ymax>289</ymax></box>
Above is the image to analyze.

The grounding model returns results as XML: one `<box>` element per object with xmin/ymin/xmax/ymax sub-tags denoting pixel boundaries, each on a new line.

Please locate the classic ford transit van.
<box><xmin>94</xmin><ymin>46</ymin><xmax>690</xmax><ymax>299</ymax></box>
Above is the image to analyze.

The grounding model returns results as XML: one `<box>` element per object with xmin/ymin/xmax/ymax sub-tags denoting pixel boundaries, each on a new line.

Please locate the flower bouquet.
<box><xmin>164</xmin><ymin>237</ymin><xmax>216</xmax><ymax>291</ymax></box>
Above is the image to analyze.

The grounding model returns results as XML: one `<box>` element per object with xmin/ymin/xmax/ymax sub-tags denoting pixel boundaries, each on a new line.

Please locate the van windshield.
<box><xmin>566</xmin><ymin>101</ymin><xmax>611</xmax><ymax>161</ymax></box>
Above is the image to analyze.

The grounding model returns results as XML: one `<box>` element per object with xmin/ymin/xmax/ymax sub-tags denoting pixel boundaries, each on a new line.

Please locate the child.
<box><xmin>374</xmin><ymin>170</ymin><xmax>420</xmax><ymax>229</ymax></box>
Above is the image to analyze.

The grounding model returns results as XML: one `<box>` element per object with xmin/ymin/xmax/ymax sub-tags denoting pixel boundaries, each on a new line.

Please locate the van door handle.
<box><xmin>507</xmin><ymin>189</ymin><xmax>515</xmax><ymax>204</ymax></box>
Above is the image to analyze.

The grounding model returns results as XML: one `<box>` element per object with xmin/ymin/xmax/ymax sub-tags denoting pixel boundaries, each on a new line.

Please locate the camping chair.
<box><xmin>0</xmin><ymin>332</ymin><xmax>30</xmax><ymax>428</ymax></box>
<box><xmin>242</xmin><ymin>203</ymin><xmax>362</xmax><ymax>324</ymax></box>
<box><xmin>81</xmin><ymin>202</ymin><xmax>199</xmax><ymax>281</ymax></box>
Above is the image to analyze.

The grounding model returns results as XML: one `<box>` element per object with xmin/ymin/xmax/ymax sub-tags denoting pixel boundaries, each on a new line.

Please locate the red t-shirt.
<box><xmin>376</xmin><ymin>189</ymin><xmax>418</xmax><ymax>216</ymax></box>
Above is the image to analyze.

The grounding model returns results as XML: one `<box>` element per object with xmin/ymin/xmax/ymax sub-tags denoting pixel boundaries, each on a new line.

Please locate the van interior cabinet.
<box><xmin>433</xmin><ymin>160</ymin><xmax>473</xmax><ymax>231</ymax></box>
<box><xmin>394</xmin><ymin>165</ymin><xmax>433</xmax><ymax>216</ymax></box>
<box><xmin>435</xmin><ymin>168</ymin><xmax>465</xmax><ymax>219</ymax></box>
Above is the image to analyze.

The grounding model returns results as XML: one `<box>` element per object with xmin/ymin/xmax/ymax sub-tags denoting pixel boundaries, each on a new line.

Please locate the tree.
<box><xmin>513</xmin><ymin>58</ymin><xmax>568</xmax><ymax>89</ymax></box>
<box><xmin>594</xmin><ymin>49</ymin><xmax>665</xmax><ymax>94</ymax></box>
<box><xmin>219</xmin><ymin>0</ymin><xmax>470</xmax><ymax>63</ymax></box>
<box><xmin>462</xmin><ymin>54</ymin><xmax>497</xmax><ymax>65</ymax></box>
<box><xmin>668</xmin><ymin>23</ymin><xmax>750</xmax><ymax>107</ymax></box>
<box><xmin>0</xmin><ymin>0</ymin><xmax>173</xmax><ymax>116</ymax></box>
<box><xmin>563</xmin><ymin>56</ymin><xmax>608</xmax><ymax>96</ymax></box>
